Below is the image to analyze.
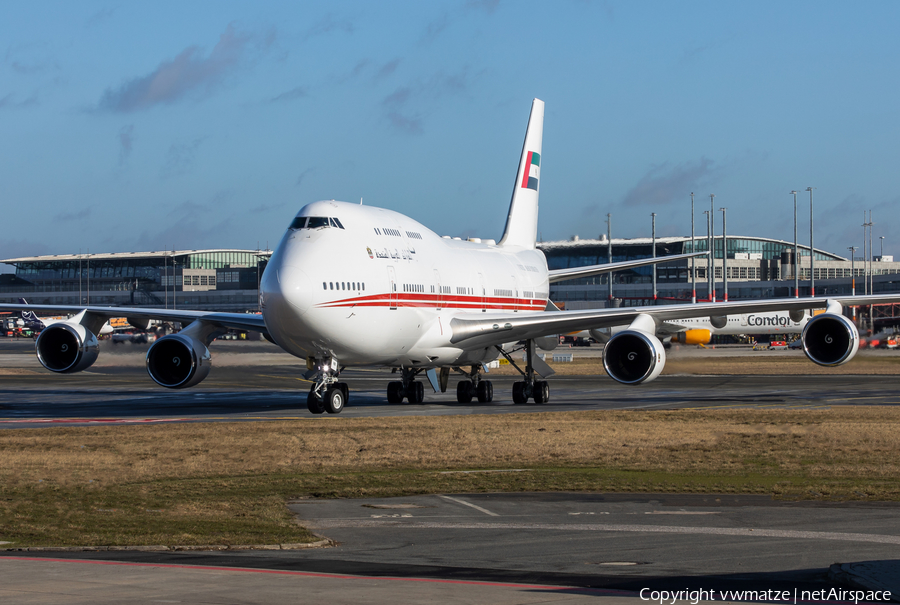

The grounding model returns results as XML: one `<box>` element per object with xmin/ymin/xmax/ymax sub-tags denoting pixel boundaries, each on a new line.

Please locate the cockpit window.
<box><xmin>290</xmin><ymin>216</ymin><xmax>345</xmax><ymax>230</ymax></box>
<box><xmin>306</xmin><ymin>217</ymin><xmax>330</xmax><ymax>229</ymax></box>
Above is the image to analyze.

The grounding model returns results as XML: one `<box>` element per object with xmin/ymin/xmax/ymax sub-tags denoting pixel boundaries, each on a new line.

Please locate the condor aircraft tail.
<box><xmin>499</xmin><ymin>98</ymin><xmax>544</xmax><ymax>249</ymax></box>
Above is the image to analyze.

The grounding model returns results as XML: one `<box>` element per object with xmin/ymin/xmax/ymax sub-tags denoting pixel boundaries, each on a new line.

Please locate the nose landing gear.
<box><xmin>307</xmin><ymin>357</ymin><xmax>348</xmax><ymax>414</ymax></box>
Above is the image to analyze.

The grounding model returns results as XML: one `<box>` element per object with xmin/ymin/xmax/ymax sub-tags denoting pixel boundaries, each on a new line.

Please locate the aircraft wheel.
<box><xmin>533</xmin><ymin>380</ymin><xmax>550</xmax><ymax>404</ymax></box>
<box><xmin>408</xmin><ymin>381</ymin><xmax>425</xmax><ymax>404</ymax></box>
<box><xmin>324</xmin><ymin>386</ymin><xmax>345</xmax><ymax>414</ymax></box>
<box><xmin>338</xmin><ymin>382</ymin><xmax>350</xmax><ymax>405</ymax></box>
<box><xmin>456</xmin><ymin>380</ymin><xmax>474</xmax><ymax>403</ymax></box>
<box><xmin>476</xmin><ymin>380</ymin><xmax>493</xmax><ymax>403</ymax></box>
<box><xmin>387</xmin><ymin>381</ymin><xmax>404</xmax><ymax>404</ymax></box>
<box><xmin>307</xmin><ymin>389</ymin><xmax>325</xmax><ymax>414</ymax></box>
<box><xmin>512</xmin><ymin>381</ymin><xmax>528</xmax><ymax>404</ymax></box>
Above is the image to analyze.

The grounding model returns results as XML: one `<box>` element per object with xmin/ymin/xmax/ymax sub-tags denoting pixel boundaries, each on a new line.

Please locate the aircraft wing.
<box><xmin>548</xmin><ymin>252</ymin><xmax>707</xmax><ymax>284</ymax></box>
<box><xmin>0</xmin><ymin>304</ymin><xmax>268</xmax><ymax>336</ymax></box>
<box><xmin>449</xmin><ymin>294</ymin><xmax>898</xmax><ymax>349</ymax></box>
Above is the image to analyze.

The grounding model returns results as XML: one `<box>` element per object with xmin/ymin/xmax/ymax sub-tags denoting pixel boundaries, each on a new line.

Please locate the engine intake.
<box><xmin>602</xmin><ymin>329</ymin><xmax>666</xmax><ymax>384</ymax></box>
<box><xmin>146</xmin><ymin>333</ymin><xmax>211</xmax><ymax>388</ymax></box>
<box><xmin>801</xmin><ymin>313</ymin><xmax>858</xmax><ymax>366</ymax></box>
<box><xmin>35</xmin><ymin>323</ymin><xmax>99</xmax><ymax>373</ymax></box>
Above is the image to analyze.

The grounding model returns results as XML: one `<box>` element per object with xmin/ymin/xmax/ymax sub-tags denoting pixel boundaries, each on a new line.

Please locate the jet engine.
<box><xmin>35</xmin><ymin>323</ymin><xmax>99</xmax><ymax>373</ymax></box>
<box><xmin>602</xmin><ymin>329</ymin><xmax>666</xmax><ymax>384</ymax></box>
<box><xmin>801</xmin><ymin>312</ymin><xmax>859</xmax><ymax>366</ymax></box>
<box><xmin>146</xmin><ymin>333</ymin><xmax>212</xmax><ymax>388</ymax></box>
<box><xmin>534</xmin><ymin>335</ymin><xmax>558</xmax><ymax>351</ymax></box>
<box><xmin>672</xmin><ymin>329</ymin><xmax>712</xmax><ymax>346</ymax></box>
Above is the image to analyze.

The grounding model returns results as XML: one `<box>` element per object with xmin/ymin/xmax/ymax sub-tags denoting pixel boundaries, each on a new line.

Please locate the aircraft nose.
<box><xmin>270</xmin><ymin>265</ymin><xmax>313</xmax><ymax>315</ymax></box>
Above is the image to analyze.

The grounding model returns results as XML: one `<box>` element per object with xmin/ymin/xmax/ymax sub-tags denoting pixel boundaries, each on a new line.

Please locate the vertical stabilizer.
<box><xmin>499</xmin><ymin>98</ymin><xmax>544</xmax><ymax>249</ymax></box>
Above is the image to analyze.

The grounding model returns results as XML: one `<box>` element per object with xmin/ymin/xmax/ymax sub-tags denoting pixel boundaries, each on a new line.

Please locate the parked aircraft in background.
<box><xmin>587</xmin><ymin>309</ymin><xmax>825</xmax><ymax>346</ymax></box>
<box><xmin>2</xmin><ymin>98</ymin><xmax>899</xmax><ymax>414</ymax></box>
<box><xmin>16</xmin><ymin>299</ymin><xmax>113</xmax><ymax>336</ymax></box>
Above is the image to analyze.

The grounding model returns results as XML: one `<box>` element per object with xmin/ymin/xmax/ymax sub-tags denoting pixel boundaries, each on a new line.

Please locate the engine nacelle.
<box><xmin>534</xmin><ymin>335</ymin><xmax>558</xmax><ymax>351</ymax></box>
<box><xmin>672</xmin><ymin>329</ymin><xmax>712</xmax><ymax>346</ymax></box>
<box><xmin>35</xmin><ymin>323</ymin><xmax>99</xmax><ymax>373</ymax></box>
<box><xmin>146</xmin><ymin>333</ymin><xmax>211</xmax><ymax>388</ymax></box>
<box><xmin>602</xmin><ymin>329</ymin><xmax>667</xmax><ymax>384</ymax></box>
<box><xmin>801</xmin><ymin>313</ymin><xmax>859</xmax><ymax>366</ymax></box>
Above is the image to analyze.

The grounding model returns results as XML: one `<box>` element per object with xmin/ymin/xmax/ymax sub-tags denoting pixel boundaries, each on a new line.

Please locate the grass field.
<box><xmin>2</xmin><ymin>406</ymin><xmax>900</xmax><ymax>548</ymax></box>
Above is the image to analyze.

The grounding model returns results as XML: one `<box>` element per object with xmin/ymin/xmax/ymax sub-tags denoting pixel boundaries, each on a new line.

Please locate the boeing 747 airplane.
<box><xmin>2</xmin><ymin>99</ymin><xmax>896</xmax><ymax>413</ymax></box>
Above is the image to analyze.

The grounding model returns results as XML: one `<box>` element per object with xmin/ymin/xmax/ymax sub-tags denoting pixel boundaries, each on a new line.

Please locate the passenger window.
<box><xmin>322</xmin><ymin>282</ymin><xmax>326</xmax><ymax>290</ymax></box>
<box><xmin>289</xmin><ymin>217</ymin><xmax>307</xmax><ymax>230</ymax></box>
<box><xmin>329</xmin><ymin>282</ymin><xmax>333</xmax><ymax>290</ymax></box>
<box><xmin>307</xmin><ymin>217</ymin><xmax>330</xmax><ymax>229</ymax></box>
<box><xmin>341</xmin><ymin>282</ymin><xmax>345</xmax><ymax>290</ymax></box>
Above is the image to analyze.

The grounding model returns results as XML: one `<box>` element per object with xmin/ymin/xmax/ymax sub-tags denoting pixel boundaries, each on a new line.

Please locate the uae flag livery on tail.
<box><xmin>520</xmin><ymin>150</ymin><xmax>540</xmax><ymax>190</ymax></box>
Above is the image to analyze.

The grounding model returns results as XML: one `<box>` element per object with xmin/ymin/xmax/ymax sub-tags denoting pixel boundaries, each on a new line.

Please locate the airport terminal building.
<box><xmin>544</xmin><ymin>234</ymin><xmax>900</xmax><ymax>308</ymax></box>
<box><xmin>0</xmin><ymin>249</ymin><xmax>270</xmax><ymax>312</ymax></box>
<box><xmin>2</xmin><ymin>236</ymin><xmax>900</xmax><ymax>312</ymax></box>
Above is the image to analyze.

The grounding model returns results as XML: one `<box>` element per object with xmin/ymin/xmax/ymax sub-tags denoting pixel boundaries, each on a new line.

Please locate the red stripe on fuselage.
<box><xmin>315</xmin><ymin>292</ymin><xmax>545</xmax><ymax>311</ymax></box>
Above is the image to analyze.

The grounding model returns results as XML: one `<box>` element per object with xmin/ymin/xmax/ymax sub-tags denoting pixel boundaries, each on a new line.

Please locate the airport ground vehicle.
<box><xmin>768</xmin><ymin>341</ymin><xmax>789</xmax><ymax>350</ymax></box>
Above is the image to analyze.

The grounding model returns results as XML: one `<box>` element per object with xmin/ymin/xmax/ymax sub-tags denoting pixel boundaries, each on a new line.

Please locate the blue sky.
<box><xmin>3</xmin><ymin>1</ymin><xmax>899</xmax><ymax>272</ymax></box>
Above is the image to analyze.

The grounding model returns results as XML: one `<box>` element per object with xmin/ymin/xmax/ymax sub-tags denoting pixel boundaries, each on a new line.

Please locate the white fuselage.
<box><xmin>260</xmin><ymin>200</ymin><xmax>549</xmax><ymax>368</ymax></box>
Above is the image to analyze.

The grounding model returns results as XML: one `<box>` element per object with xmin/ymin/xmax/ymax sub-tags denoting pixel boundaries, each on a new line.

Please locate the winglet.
<box><xmin>499</xmin><ymin>98</ymin><xmax>544</xmax><ymax>249</ymax></box>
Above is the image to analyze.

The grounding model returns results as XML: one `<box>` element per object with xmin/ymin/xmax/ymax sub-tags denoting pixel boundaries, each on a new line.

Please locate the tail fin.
<box><xmin>499</xmin><ymin>98</ymin><xmax>544</xmax><ymax>249</ymax></box>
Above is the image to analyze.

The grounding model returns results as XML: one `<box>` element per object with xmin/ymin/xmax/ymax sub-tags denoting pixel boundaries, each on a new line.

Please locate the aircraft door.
<box><xmin>387</xmin><ymin>266</ymin><xmax>397</xmax><ymax>310</ymax></box>
<box><xmin>478</xmin><ymin>273</ymin><xmax>486</xmax><ymax>312</ymax></box>
<box><xmin>433</xmin><ymin>270</ymin><xmax>442</xmax><ymax>310</ymax></box>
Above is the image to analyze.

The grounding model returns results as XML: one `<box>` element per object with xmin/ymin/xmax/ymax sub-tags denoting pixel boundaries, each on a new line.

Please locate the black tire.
<box><xmin>512</xmin><ymin>381</ymin><xmax>528</xmax><ymax>404</ymax></box>
<box><xmin>457</xmin><ymin>380</ymin><xmax>473</xmax><ymax>403</ymax></box>
<box><xmin>534</xmin><ymin>380</ymin><xmax>550</xmax><ymax>404</ymax></box>
<box><xmin>415</xmin><ymin>381</ymin><xmax>425</xmax><ymax>403</ymax></box>
<box><xmin>407</xmin><ymin>381</ymin><xmax>424</xmax><ymax>404</ymax></box>
<box><xmin>476</xmin><ymin>380</ymin><xmax>493</xmax><ymax>403</ymax></box>
<box><xmin>324</xmin><ymin>386</ymin><xmax>345</xmax><ymax>414</ymax></box>
<box><xmin>338</xmin><ymin>382</ymin><xmax>350</xmax><ymax>405</ymax></box>
<box><xmin>307</xmin><ymin>389</ymin><xmax>325</xmax><ymax>414</ymax></box>
<box><xmin>387</xmin><ymin>381</ymin><xmax>404</xmax><ymax>403</ymax></box>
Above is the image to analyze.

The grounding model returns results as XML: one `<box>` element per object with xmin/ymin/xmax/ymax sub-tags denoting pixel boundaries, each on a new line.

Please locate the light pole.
<box><xmin>862</xmin><ymin>212</ymin><xmax>872</xmax><ymax>296</ymax></box>
<box><xmin>651</xmin><ymin>213</ymin><xmax>657</xmax><ymax>304</ymax></box>
<box><xmin>807</xmin><ymin>187</ymin><xmax>815</xmax><ymax>297</ymax></box>
<box><xmin>709</xmin><ymin>194</ymin><xmax>715</xmax><ymax>302</ymax></box>
<box><xmin>606</xmin><ymin>213</ymin><xmax>612</xmax><ymax>305</ymax></box>
<box><xmin>690</xmin><ymin>193</ymin><xmax>696</xmax><ymax>304</ymax></box>
<box><xmin>720</xmin><ymin>207</ymin><xmax>727</xmax><ymax>301</ymax></box>
<box><xmin>791</xmin><ymin>191</ymin><xmax>798</xmax><ymax>298</ymax></box>
<box><xmin>703</xmin><ymin>210</ymin><xmax>710</xmax><ymax>302</ymax></box>
<box><xmin>880</xmin><ymin>236</ymin><xmax>885</xmax><ymax>259</ymax></box>
<box><xmin>848</xmin><ymin>246</ymin><xmax>858</xmax><ymax>321</ymax></box>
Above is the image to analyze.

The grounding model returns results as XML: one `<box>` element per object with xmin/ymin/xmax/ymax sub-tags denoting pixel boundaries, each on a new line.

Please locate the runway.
<box><xmin>2</xmin><ymin>339</ymin><xmax>900</xmax><ymax>427</ymax></box>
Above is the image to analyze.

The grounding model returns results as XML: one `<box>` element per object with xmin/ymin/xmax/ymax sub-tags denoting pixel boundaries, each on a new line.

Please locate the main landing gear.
<box><xmin>307</xmin><ymin>357</ymin><xmax>348</xmax><ymax>414</ymax></box>
<box><xmin>387</xmin><ymin>367</ymin><xmax>426</xmax><ymax>404</ymax></box>
<box><xmin>454</xmin><ymin>366</ymin><xmax>493</xmax><ymax>403</ymax></box>
<box><xmin>497</xmin><ymin>340</ymin><xmax>550</xmax><ymax>405</ymax></box>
